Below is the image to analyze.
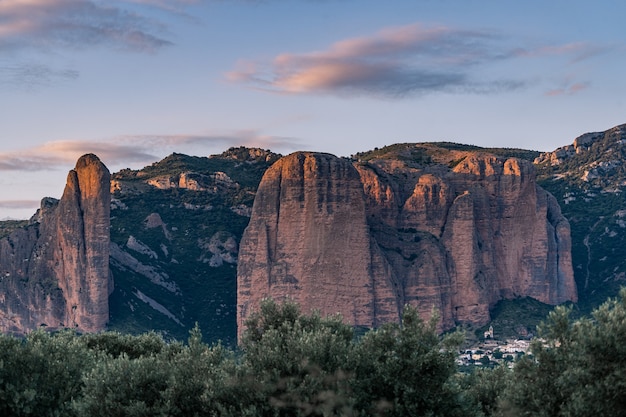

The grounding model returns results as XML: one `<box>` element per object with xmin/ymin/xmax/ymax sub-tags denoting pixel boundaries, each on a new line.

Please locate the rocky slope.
<box><xmin>107</xmin><ymin>148</ymin><xmax>280</xmax><ymax>344</ymax></box>
<box><xmin>0</xmin><ymin>154</ymin><xmax>111</xmax><ymax>334</ymax></box>
<box><xmin>535</xmin><ymin>124</ymin><xmax>626</xmax><ymax>310</ymax></box>
<box><xmin>238</xmin><ymin>146</ymin><xmax>577</xmax><ymax>336</ymax></box>
<box><xmin>237</xmin><ymin>153</ymin><xmax>399</xmax><ymax>335</ymax></box>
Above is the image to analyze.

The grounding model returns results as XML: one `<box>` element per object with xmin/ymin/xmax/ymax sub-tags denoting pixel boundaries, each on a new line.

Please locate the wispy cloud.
<box><xmin>0</xmin><ymin>132</ymin><xmax>301</xmax><ymax>172</ymax></box>
<box><xmin>0</xmin><ymin>200</ymin><xmax>42</xmax><ymax>209</ymax></box>
<box><xmin>0</xmin><ymin>140</ymin><xmax>154</xmax><ymax>171</ymax></box>
<box><xmin>118</xmin><ymin>0</ymin><xmax>202</xmax><ymax>17</ymax></box>
<box><xmin>122</xmin><ymin>0</ymin><xmax>201</xmax><ymax>6</ymax></box>
<box><xmin>0</xmin><ymin>63</ymin><xmax>79</xmax><ymax>90</ymax></box>
<box><xmin>0</xmin><ymin>0</ymin><xmax>172</xmax><ymax>54</ymax></box>
<box><xmin>227</xmin><ymin>23</ymin><xmax>526</xmax><ymax>98</ymax></box>
<box><xmin>545</xmin><ymin>81</ymin><xmax>590</xmax><ymax>97</ymax></box>
<box><xmin>227</xmin><ymin>22</ymin><xmax>609</xmax><ymax>99</ymax></box>
<box><xmin>514</xmin><ymin>42</ymin><xmax>609</xmax><ymax>63</ymax></box>
<box><xmin>0</xmin><ymin>0</ymin><xmax>174</xmax><ymax>89</ymax></box>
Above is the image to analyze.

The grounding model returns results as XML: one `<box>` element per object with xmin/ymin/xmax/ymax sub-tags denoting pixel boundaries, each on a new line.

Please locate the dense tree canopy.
<box><xmin>500</xmin><ymin>288</ymin><xmax>626</xmax><ymax>417</ymax></box>
<box><xmin>1</xmin><ymin>292</ymin><xmax>626</xmax><ymax>416</ymax></box>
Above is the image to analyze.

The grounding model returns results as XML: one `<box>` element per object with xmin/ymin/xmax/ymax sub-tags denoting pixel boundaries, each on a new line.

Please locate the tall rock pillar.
<box><xmin>56</xmin><ymin>154</ymin><xmax>111</xmax><ymax>332</ymax></box>
<box><xmin>0</xmin><ymin>154</ymin><xmax>111</xmax><ymax>334</ymax></box>
<box><xmin>237</xmin><ymin>152</ymin><xmax>396</xmax><ymax>338</ymax></box>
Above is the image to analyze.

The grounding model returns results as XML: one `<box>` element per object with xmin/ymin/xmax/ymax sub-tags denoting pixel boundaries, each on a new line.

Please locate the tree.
<box><xmin>501</xmin><ymin>288</ymin><xmax>626</xmax><ymax>417</ymax></box>
<box><xmin>81</xmin><ymin>331</ymin><xmax>166</xmax><ymax>359</ymax></box>
<box><xmin>73</xmin><ymin>325</ymin><xmax>236</xmax><ymax>417</ymax></box>
<box><xmin>238</xmin><ymin>299</ymin><xmax>356</xmax><ymax>416</ymax></box>
<box><xmin>0</xmin><ymin>330</ymin><xmax>95</xmax><ymax>417</ymax></box>
<box><xmin>459</xmin><ymin>366</ymin><xmax>510</xmax><ymax>417</ymax></box>
<box><xmin>161</xmin><ymin>325</ymin><xmax>237</xmax><ymax>417</ymax></box>
<box><xmin>350</xmin><ymin>306</ymin><xmax>470</xmax><ymax>417</ymax></box>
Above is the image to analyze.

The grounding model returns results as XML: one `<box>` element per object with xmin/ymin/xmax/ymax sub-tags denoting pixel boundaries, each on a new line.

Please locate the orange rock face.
<box><xmin>237</xmin><ymin>151</ymin><xmax>576</xmax><ymax>337</ymax></box>
<box><xmin>0</xmin><ymin>154</ymin><xmax>111</xmax><ymax>333</ymax></box>
<box><xmin>237</xmin><ymin>153</ymin><xmax>399</xmax><ymax>338</ymax></box>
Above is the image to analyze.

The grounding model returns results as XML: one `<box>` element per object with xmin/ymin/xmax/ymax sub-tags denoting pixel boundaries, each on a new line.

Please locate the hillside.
<box><xmin>535</xmin><ymin>124</ymin><xmax>626</xmax><ymax>311</ymax></box>
<box><xmin>107</xmin><ymin>147</ymin><xmax>280</xmax><ymax>344</ymax></box>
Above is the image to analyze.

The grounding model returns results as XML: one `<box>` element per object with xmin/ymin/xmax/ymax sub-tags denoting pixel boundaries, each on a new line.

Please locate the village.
<box><xmin>457</xmin><ymin>326</ymin><xmax>533</xmax><ymax>368</ymax></box>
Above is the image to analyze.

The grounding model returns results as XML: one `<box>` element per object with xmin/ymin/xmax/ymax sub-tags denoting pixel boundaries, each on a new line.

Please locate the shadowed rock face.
<box><xmin>237</xmin><ymin>151</ymin><xmax>576</xmax><ymax>337</ymax></box>
<box><xmin>0</xmin><ymin>154</ymin><xmax>111</xmax><ymax>334</ymax></box>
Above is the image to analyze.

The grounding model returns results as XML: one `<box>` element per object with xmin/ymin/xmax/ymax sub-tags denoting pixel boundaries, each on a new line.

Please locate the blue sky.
<box><xmin>1</xmin><ymin>0</ymin><xmax>625</xmax><ymax>219</ymax></box>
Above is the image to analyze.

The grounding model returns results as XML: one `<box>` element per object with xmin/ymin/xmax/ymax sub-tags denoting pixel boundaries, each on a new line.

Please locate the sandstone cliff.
<box><xmin>0</xmin><ymin>154</ymin><xmax>111</xmax><ymax>334</ymax></box>
<box><xmin>237</xmin><ymin>153</ymin><xmax>399</xmax><ymax>335</ymax></box>
<box><xmin>237</xmin><ymin>146</ymin><xmax>577</xmax><ymax>336</ymax></box>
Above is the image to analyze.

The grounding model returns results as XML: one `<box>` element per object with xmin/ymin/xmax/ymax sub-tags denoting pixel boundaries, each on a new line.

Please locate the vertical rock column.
<box><xmin>237</xmin><ymin>152</ymin><xmax>394</xmax><ymax>339</ymax></box>
<box><xmin>56</xmin><ymin>154</ymin><xmax>111</xmax><ymax>332</ymax></box>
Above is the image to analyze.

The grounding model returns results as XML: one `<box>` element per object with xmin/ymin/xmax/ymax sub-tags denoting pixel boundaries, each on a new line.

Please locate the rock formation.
<box><xmin>237</xmin><ymin>153</ymin><xmax>399</xmax><ymax>335</ymax></box>
<box><xmin>237</xmin><ymin>148</ymin><xmax>577</xmax><ymax>336</ymax></box>
<box><xmin>0</xmin><ymin>154</ymin><xmax>111</xmax><ymax>334</ymax></box>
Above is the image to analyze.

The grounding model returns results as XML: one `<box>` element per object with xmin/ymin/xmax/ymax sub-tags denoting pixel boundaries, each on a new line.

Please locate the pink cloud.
<box><xmin>0</xmin><ymin>132</ymin><xmax>301</xmax><ymax>172</ymax></box>
<box><xmin>227</xmin><ymin>23</ymin><xmax>524</xmax><ymax>98</ymax></box>
<box><xmin>545</xmin><ymin>81</ymin><xmax>590</xmax><ymax>97</ymax></box>
<box><xmin>227</xmin><ymin>21</ymin><xmax>615</xmax><ymax>99</ymax></box>
<box><xmin>0</xmin><ymin>0</ymin><xmax>172</xmax><ymax>53</ymax></box>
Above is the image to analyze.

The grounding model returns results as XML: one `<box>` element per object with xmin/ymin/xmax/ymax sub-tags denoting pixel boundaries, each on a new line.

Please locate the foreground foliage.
<box><xmin>2</xmin><ymin>292</ymin><xmax>626</xmax><ymax>416</ymax></box>
<box><xmin>500</xmin><ymin>288</ymin><xmax>626</xmax><ymax>417</ymax></box>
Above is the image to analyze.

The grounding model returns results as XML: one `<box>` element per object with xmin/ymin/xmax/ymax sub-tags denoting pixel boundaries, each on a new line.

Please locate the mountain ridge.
<box><xmin>1</xmin><ymin>125</ymin><xmax>626</xmax><ymax>342</ymax></box>
<box><xmin>535</xmin><ymin>123</ymin><xmax>626</xmax><ymax>311</ymax></box>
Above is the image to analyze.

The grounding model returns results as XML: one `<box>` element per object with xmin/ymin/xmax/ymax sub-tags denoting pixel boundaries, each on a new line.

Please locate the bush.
<box><xmin>238</xmin><ymin>299</ymin><xmax>356</xmax><ymax>416</ymax></box>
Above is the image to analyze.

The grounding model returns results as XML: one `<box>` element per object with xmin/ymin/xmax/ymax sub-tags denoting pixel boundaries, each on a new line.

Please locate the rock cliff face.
<box><xmin>237</xmin><ymin>147</ymin><xmax>577</xmax><ymax>336</ymax></box>
<box><xmin>237</xmin><ymin>153</ymin><xmax>399</xmax><ymax>336</ymax></box>
<box><xmin>0</xmin><ymin>154</ymin><xmax>111</xmax><ymax>334</ymax></box>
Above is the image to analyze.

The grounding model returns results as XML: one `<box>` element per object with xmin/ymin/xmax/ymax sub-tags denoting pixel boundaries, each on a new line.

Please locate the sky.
<box><xmin>1</xmin><ymin>0</ymin><xmax>625</xmax><ymax>219</ymax></box>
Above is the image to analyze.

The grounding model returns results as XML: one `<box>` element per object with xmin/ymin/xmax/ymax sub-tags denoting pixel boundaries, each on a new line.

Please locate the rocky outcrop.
<box><xmin>237</xmin><ymin>153</ymin><xmax>397</xmax><ymax>336</ymax></box>
<box><xmin>237</xmin><ymin>149</ymin><xmax>576</xmax><ymax>336</ymax></box>
<box><xmin>534</xmin><ymin>124</ymin><xmax>626</xmax><ymax>166</ymax></box>
<box><xmin>146</xmin><ymin>171</ymin><xmax>239</xmax><ymax>193</ymax></box>
<box><xmin>0</xmin><ymin>154</ymin><xmax>111</xmax><ymax>334</ymax></box>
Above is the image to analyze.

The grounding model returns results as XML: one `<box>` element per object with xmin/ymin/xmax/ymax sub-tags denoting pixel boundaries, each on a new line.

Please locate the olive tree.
<box><xmin>502</xmin><ymin>288</ymin><xmax>626</xmax><ymax>417</ymax></box>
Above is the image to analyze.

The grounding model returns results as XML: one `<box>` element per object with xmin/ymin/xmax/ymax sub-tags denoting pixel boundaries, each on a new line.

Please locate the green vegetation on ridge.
<box><xmin>0</xmin><ymin>219</ymin><xmax>29</xmax><ymax>239</ymax></box>
<box><xmin>353</xmin><ymin>142</ymin><xmax>540</xmax><ymax>164</ymax></box>
<box><xmin>536</xmin><ymin>126</ymin><xmax>626</xmax><ymax>313</ymax></box>
<box><xmin>108</xmin><ymin>147</ymin><xmax>280</xmax><ymax>345</ymax></box>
